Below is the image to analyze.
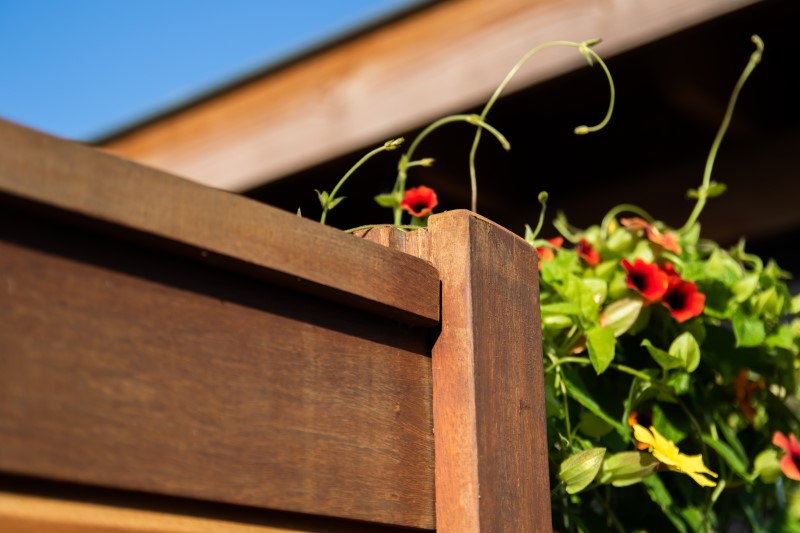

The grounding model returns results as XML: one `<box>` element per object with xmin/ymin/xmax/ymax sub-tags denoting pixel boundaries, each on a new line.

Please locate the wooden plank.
<box><xmin>0</xmin><ymin>118</ymin><xmax>439</xmax><ymax>327</ymax></box>
<box><xmin>0</xmin><ymin>211</ymin><xmax>435</xmax><ymax>529</ymax></box>
<box><xmin>358</xmin><ymin>212</ymin><xmax>551</xmax><ymax>532</ymax></box>
<box><xmin>98</xmin><ymin>0</ymin><xmax>758</xmax><ymax>191</ymax></box>
<box><xmin>0</xmin><ymin>493</ymin><xmax>318</xmax><ymax>533</ymax></box>
<box><xmin>0</xmin><ymin>479</ymin><xmax>411</xmax><ymax>533</ymax></box>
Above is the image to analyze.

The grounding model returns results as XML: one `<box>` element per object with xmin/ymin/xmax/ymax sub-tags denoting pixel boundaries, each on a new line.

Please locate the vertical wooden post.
<box><xmin>361</xmin><ymin>210</ymin><xmax>552</xmax><ymax>532</ymax></box>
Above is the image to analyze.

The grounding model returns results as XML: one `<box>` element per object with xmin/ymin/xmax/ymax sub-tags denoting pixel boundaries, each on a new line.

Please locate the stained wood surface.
<box><xmin>0</xmin><ymin>493</ymin><xmax>351</xmax><ymax>533</ymax></box>
<box><xmin>0</xmin><ymin>211</ymin><xmax>435</xmax><ymax>529</ymax></box>
<box><xmin>0</xmin><ymin>477</ymin><xmax>413</xmax><ymax>533</ymax></box>
<box><xmin>98</xmin><ymin>0</ymin><xmax>757</xmax><ymax>191</ymax></box>
<box><xmin>0</xmin><ymin>118</ymin><xmax>439</xmax><ymax>327</ymax></box>
<box><xmin>360</xmin><ymin>212</ymin><xmax>552</xmax><ymax>532</ymax></box>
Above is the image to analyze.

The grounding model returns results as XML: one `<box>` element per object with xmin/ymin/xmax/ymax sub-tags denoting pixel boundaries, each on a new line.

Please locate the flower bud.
<box><xmin>598</xmin><ymin>451</ymin><xmax>659</xmax><ymax>487</ymax></box>
<box><xmin>558</xmin><ymin>447</ymin><xmax>606</xmax><ymax>494</ymax></box>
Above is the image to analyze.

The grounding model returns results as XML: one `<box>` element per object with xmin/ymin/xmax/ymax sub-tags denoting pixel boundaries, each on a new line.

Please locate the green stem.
<box><xmin>678</xmin><ymin>35</ymin><xmax>763</xmax><ymax>234</ymax></box>
<box><xmin>391</xmin><ymin>114</ymin><xmax>508</xmax><ymax>225</ymax></box>
<box><xmin>320</xmin><ymin>138</ymin><xmax>403</xmax><ymax>225</ymax></box>
<box><xmin>559</xmin><ymin>375</ymin><xmax>573</xmax><ymax>443</ymax></box>
<box><xmin>527</xmin><ymin>192</ymin><xmax>549</xmax><ymax>241</ymax></box>
<box><xmin>468</xmin><ymin>38</ymin><xmax>615</xmax><ymax>212</ymax></box>
<box><xmin>549</xmin><ymin>356</ymin><xmax>653</xmax><ymax>381</ymax></box>
<box><xmin>600</xmin><ymin>203</ymin><xmax>656</xmax><ymax>238</ymax></box>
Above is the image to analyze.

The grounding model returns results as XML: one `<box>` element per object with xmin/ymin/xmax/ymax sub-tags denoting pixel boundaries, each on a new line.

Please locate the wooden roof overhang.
<box><xmin>97</xmin><ymin>0</ymin><xmax>760</xmax><ymax>192</ymax></box>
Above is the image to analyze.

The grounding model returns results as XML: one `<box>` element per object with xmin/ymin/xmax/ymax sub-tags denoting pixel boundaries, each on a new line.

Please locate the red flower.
<box><xmin>621</xmin><ymin>217</ymin><xmax>682</xmax><ymax>254</ymax></box>
<box><xmin>577</xmin><ymin>239</ymin><xmax>601</xmax><ymax>267</ymax></box>
<box><xmin>536</xmin><ymin>237</ymin><xmax>563</xmax><ymax>269</ymax></box>
<box><xmin>773</xmin><ymin>431</ymin><xmax>800</xmax><ymax>480</ymax></box>
<box><xmin>661</xmin><ymin>274</ymin><xmax>705</xmax><ymax>323</ymax></box>
<box><xmin>400</xmin><ymin>186</ymin><xmax>438</xmax><ymax>218</ymax></box>
<box><xmin>621</xmin><ymin>258</ymin><xmax>668</xmax><ymax>303</ymax></box>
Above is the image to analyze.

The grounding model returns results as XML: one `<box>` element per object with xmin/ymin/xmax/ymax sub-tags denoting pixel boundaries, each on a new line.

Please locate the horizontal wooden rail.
<box><xmin>0</xmin><ymin>119</ymin><xmax>439</xmax><ymax>327</ymax></box>
<box><xmin>0</xmin><ymin>210</ymin><xmax>435</xmax><ymax>528</ymax></box>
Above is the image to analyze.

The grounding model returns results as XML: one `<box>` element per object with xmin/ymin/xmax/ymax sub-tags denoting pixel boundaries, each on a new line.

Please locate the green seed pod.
<box><xmin>558</xmin><ymin>447</ymin><xmax>606</xmax><ymax>494</ymax></box>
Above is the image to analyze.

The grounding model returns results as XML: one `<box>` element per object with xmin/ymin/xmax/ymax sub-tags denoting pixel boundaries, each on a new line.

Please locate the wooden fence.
<box><xmin>0</xmin><ymin>118</ymin><xmax>551</xmax><ymax>532</ymax></box>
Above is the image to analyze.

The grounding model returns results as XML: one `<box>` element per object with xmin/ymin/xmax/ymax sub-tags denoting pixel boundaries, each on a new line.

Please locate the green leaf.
<box><xmin>598</xmin><ymin>451</ymin><xmax>658</xmax><ymax>487</ymax></box>
<box><xmin>667</xmin><ymin>372</ymin><xmax>692</xmax><ymax>395</ymax></box>
<box><xmin>562</xmin><ymin>371</ymin><xmax>627</xmax><ymax>435</ymax></box>
<box><xmin>594</xmin><ymin>259</ymin><xmax>619</xmax><ymax>280</ymax></box>
<box><xmin>686</xmin><ymin>181</ymin><xmax>726</xmax><ymax>199</ymax></box>
<box><xmin>792</xmin><ymin>293</ymin><xmax>800</xmax><ymax>314</ymax></box>
<box><xmin>706</xmin><ymin>249</ymin><xmax>743</xmax><ymax>284</ymax></box>
<box><xmin>687</xmin><ymin>181</ymin><xmax>727</xmax><ymax>199</ymax></box>
<box><xmin>753</xmin><ymin>286</ymin><xmax>784</xmax><ymax>317</ymax></box>
<box><xmin>544</xmin><ymin>378</ymin><xmax>561</xmax><ymax>418</ymax></box>
<box><xmin>541</xmin><ymin>302</ymin><xmax>581</xmax><ymax>315</ymax></box>
<box><xmin>523</xmin><ymin>224</ymin><xmax>534</xmax><ymax>243</ymax></box>
<box><xmin>599</xmin><ymin>297</ymin><xmax>643</xmax><ymax>337</ymax></box>
<box><xmin>582</xmin><ymin>278</ymin><xmax>608</xmax><ymax>306</ymax></box>
<box><xmin>608</xmin><ymin>271</ymin><xmax>629</xmax><ymax>300</ymax></box>
<box><xmin>315</xmin><ymin>189</ymin><xmax>329</xmax><ymax>207</ymax></box>
<box><xmin>669</xmin><ymin>332</ymin><xmax>701</xmax><ymax>373</ymax></box>
<box><xmin>707</xmin><ymin>181</ymin><xmax>728</xmax><ymax>197</ymax></box>
<box><xmin>732</xmin><ymin>274</ymin><xmax>760</xmax><ymax>303</ymax></box>
<box><xmin>631</xmin><ymin>239</ymin><xmax>655</xmax><ymax>263</ymax></box>
<box><xmin>702</xmin><ymin>434</ymin><xmax>750</xmax><ymax>478</ymax></box>
<box><xmin>605</xmin><ymin>227</ymin><xmax>635</xmax><ymax>253</ymax></box>
<box><xmin>558</xmin><ymin>447</ymin><xmax>606</xmax><ymax>494</ymax></box>
<box><xmin>563</xmin><ymin>275</ymin><xmax>599</xmax><ymax>323</ymax></box>
<box><xmin>715</xmin><ymin>416</ymin><xmax>748</xmax><ymax>468</ymax></box>
<box><xmin>374</xmin><ymin>193</ymin><xmax>397</xmax><ymax>208</ymax></box>
<box><xmin>683</xmin><ymin>222</ymin><xmax>701</xmax><ymax>246</ymax></box>
<box><xmin>752</xmin><ymin>449</ymin><xmax>782</xmax><ymax>483</ymax></box>
<box><xmin>542</xmin><ymin>315</ymin><xmax>573</xmax><ymax>330</ymax></box>
<box><xmin>326</xmin><ymin>196</ymin><xmax>346</xmax><ymax>210</ymax></box>
<box><xmin>701</xmin><ymin>280</ymin><xmax>735</xmax><ymax>319</ymax></box>
<box><xmin>643</xmin><ymin>475</ymin><xmax>688</xmax><ymax>533</ymax></box>
<box><xmin>764</xmin><ymin>259</ymin><xmax>791</xmax><ymax>280</ymax></box>
<box><xmin>732</xmin><ymin>310</ymin><xmax>766</xmax><ymax>347</ymax></box>
<box><xmin>586</xmin><ymin>325</ymin><xmax>616</xmax><ymax>375</ymax></box>
<box><xmin>642</xmin><ymin>339</ymin><xmax>683</xmax><ymax>371</ymax></box>
<box><xmin>766</xmin><ymin>324</ymin><xmax>795</xmax><ymax>351</ymax></box>
<box><xmin>579</xmin><ymin>411</ymin><xmax>613</xmax><ymax>438</ymax></box>
<box><xmin>679</xmin><ymin>507</ymin><xmax>707</xmax><ymax>533</ymax></box>
<box><xmin>652</xmin><ymin>404</ymin><xmax>688</xmax><ymax>444</ymax></box>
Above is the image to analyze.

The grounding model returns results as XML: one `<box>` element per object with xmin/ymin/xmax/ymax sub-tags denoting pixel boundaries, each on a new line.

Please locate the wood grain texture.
<box><xmin>424</xmin><ymin>211</ymin><xmax>551</xmax><ymax>532</ymax></box>
<box><xmin>356</xmin><ymin>212</ymin><xmax>551</xmax><ymax>532</ymax></box>
<box><xmin>0</xmin><ymin>493</ymin><xmax>317</xmax><ymax>533</ymax></box>
<box><xmin>0</xmin><ymin>476</ymin><xmax>416</xmax><ymax>533</ymax></box>
<box><xmin>98</xmin><ymin>0</ymin><xmax>757</xmax><ymax>191</ymax></box>
<box><xmin>0</xmin><ymin>118</ymin><xmax>439</xmax><ymax>327</ymax></box>
<box><xmin>0</xmin><ymin>211</ymin><xmax>435</xmax><ymax>529</ymax></box>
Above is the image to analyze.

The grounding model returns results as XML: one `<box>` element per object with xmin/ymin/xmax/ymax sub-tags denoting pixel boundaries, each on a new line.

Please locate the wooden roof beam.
<box><xmin>99</xmin><ymin>0</ymin><xmax>759</xmax><ymax>192</ymax></box>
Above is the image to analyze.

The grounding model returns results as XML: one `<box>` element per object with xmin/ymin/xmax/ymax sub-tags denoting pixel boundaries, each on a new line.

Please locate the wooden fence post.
<box><xmin>362</xmin><ymin>210</ymin><xmax>552</xmax><ymax>532</ymax></box>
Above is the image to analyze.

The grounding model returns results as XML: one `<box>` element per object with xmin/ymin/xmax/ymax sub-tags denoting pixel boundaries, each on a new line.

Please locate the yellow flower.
<box><xmin>633</xmin><ymin>424</ymin><xmax>718</xmax><ymax>487</ymax></box>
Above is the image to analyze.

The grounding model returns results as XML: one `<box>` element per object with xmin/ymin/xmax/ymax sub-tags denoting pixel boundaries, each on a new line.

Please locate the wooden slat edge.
<box><xmin>0</xmin><ymin>118</ymin><xmax>439</xmax><ymax>326</ymax></box>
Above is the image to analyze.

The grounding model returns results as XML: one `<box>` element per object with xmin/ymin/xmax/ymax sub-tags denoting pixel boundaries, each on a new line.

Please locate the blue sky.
<box><xmin>0</xmin><ymin>0</ymin><xmax>417</xmax><ymax>141</ymax></box>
